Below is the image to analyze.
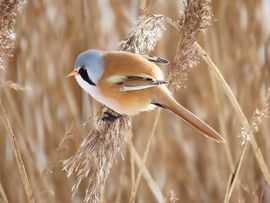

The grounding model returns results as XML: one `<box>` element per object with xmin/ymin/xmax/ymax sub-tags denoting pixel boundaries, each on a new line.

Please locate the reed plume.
<box><xmin>0</xmin><ymin>0</ymin><xmax>26</xmax><ymax>89</ymax></box>
<box><xmin>169</xmin><ymin>0</ymin><xmax>213</xmax><ymax>90</ymax></box>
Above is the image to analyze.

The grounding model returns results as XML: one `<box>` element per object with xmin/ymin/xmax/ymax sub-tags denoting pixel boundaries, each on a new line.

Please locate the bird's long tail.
<box><xmin>154</xmin><ymin>87</ymin><xmax>225</xmax><ymax>143</ymax></box>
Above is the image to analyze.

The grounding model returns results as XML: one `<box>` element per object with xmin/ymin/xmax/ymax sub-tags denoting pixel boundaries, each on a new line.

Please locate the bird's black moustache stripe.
<box><xmin>78</xmin><ymin>67</ymin><xmax>96</xmax><ymax>86</ymax></box>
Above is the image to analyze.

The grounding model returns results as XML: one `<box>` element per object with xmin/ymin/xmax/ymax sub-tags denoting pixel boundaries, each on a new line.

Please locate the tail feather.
<box><xmin>155</xmin><ymin>88</ymin><xmax>225</xmax><ymax>143</ymax></box>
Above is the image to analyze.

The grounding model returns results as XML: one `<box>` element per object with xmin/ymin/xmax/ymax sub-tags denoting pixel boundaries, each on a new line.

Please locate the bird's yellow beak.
<box><xmin>66</xmin><ymin>69</ymin><xmax>79</xmax><ymax>78</ymax></box>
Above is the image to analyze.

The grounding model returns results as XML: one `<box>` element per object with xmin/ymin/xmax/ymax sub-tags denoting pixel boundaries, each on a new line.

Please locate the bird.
<box><xmin>67</xmin><ymin>49</ymin><xmax>225</xmax><ymax>143</ymax></box>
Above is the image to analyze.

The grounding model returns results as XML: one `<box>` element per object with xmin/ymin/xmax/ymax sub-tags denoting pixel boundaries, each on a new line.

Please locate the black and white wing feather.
<box><xmin>142</xmin><ymin>54</ymin><xmax>169</xmax><ymax>64</ymax></box>
<box><xmin>114</xmin><ymin>75</ymin><xmax>168</xmax><ymax>91</ymax></box>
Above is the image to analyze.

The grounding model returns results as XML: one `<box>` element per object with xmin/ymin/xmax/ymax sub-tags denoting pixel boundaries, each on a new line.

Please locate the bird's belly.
<box><xmin>90</xmin><ymin>88</ymin><xmax>155</xmax><ymax>115</ymax></box>
<box><xmin>85</xmin><ymin>86</ymin><xmax>122</xmax><ymax>113</ymax></box>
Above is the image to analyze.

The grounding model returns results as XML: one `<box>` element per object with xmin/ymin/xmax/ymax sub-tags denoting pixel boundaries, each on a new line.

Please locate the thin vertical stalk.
<box><xmin>0</xmin><ymin>101</ymin><xmax>34</xmax><ymax>203</ymax></box>
<box><xmin>195</xmin><ymin>42</ymin><xmax>270</xmax><ymax>199</ymax></box>
<box><xmin>129</xmin><ymin>143</ymin><xmax>165</xmax><ymax>203</ymax></box>
<box><xmin>0</xmin><ymin>181</ymin><xmax>9</xmax><ymax>203</ymax></box>
<box><xmin>129</xmin><ymin>109</ymin><xmax>161</xmax><ymax>203</ymax></box>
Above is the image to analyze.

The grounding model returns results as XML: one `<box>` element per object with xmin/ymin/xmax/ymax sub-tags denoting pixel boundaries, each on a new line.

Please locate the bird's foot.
<box><xmin>102</xmin><ymin>112</ymin><xmax>123</xmax><ymax>123</ymax></box>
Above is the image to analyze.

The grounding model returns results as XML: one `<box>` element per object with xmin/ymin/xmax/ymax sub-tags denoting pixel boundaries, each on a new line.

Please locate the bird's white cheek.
<box><xmin>75</xmin><ymin>75</ymin><xmax>119</xmax><ymax>111</ymax></box>
<box><xmin>75</xmin><ymin>75</ymin><xmax>100</xmax><ymax>98</ymax></box>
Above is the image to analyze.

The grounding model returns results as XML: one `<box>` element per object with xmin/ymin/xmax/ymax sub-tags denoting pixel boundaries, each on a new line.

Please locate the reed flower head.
<box><xmin>119</xmin><ymin>14</ymin><xmax>166</xmax><ymax>54</ymax></box>
<box><xmin>63</xmin><ymin>107</ymin><xmax>131</xmax><ymax>202</ymax></box>
<box><xmin>0</xmin><ymin>0</ymin><xmax>26</xmax><ymax>71</ymax></box>
<box><xmin>240</xmin><ymin>88</ymin><xmax>270</xmax><ymax>143</ymax></box>
<box><xmin>169</xmin><ymin>0</ymin><xmax>213</xmax><ymax>90</ymax></box>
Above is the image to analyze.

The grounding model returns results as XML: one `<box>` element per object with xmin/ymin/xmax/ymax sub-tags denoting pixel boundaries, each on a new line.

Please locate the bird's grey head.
<box><xmin>74</xmin><ymin>49</ymin><xmax>104</xmax><ymax>86</ymax></box>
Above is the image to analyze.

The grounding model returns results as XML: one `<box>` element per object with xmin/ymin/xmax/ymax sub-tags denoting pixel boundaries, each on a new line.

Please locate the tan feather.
<box><xmin>94</xmin><ymin>51</ymin><xmax>224</xmax><ymax>142</ymax></box>
<box><xmin>152</xmin><ymin>87</ymin><xmax>225</xmax><ymax>143</ymax></box>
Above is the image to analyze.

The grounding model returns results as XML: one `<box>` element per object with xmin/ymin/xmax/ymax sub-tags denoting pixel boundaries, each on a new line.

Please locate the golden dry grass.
<box><xmin>1</xmin><ymin>0</ymin><xmax>270</xmax><ymax>203</ymax></box>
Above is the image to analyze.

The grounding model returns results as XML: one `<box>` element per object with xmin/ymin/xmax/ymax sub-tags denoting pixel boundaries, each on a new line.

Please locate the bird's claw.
<box><xmin>102</xmin><ymin>112</ymin><xmax>123</xmax><ymax>122</ymax></box>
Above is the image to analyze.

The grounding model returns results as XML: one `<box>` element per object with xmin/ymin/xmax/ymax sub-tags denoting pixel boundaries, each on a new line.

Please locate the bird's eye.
<box><xmin>82</xmin><ymin>66</ymin><xmax>87</xmax><ymax>71</ymax></box>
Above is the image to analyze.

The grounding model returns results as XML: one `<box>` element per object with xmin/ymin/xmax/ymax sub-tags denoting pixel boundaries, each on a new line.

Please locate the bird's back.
<box><xmin>102</xmin><ymin>51</ymin><xmax>164</xmax><ymax>80</ymax></box>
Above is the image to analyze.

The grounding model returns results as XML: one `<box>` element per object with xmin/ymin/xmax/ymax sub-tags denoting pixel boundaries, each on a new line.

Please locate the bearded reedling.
<box><xmin>67</xmin><ymin>49</ymin><xmax>224</xmax><ymax>143</ymax></box>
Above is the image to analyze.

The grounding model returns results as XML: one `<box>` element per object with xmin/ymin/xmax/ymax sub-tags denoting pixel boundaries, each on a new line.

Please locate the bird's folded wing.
<box><xmin>142</xmin><ymin>54</ymin><xmax>169</xmax><ymax>64</ymax></box>
<box><xmin>114</xmin><ymin>76</ymin><xmax>168</xmax><ymax>91</ymax></box>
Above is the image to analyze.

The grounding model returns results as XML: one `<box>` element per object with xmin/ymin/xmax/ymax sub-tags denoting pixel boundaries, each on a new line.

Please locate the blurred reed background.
<box><xmin>1</xmin><ymin>0</ymin><xmax>270</xmax><ymax>203</ymax></box>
